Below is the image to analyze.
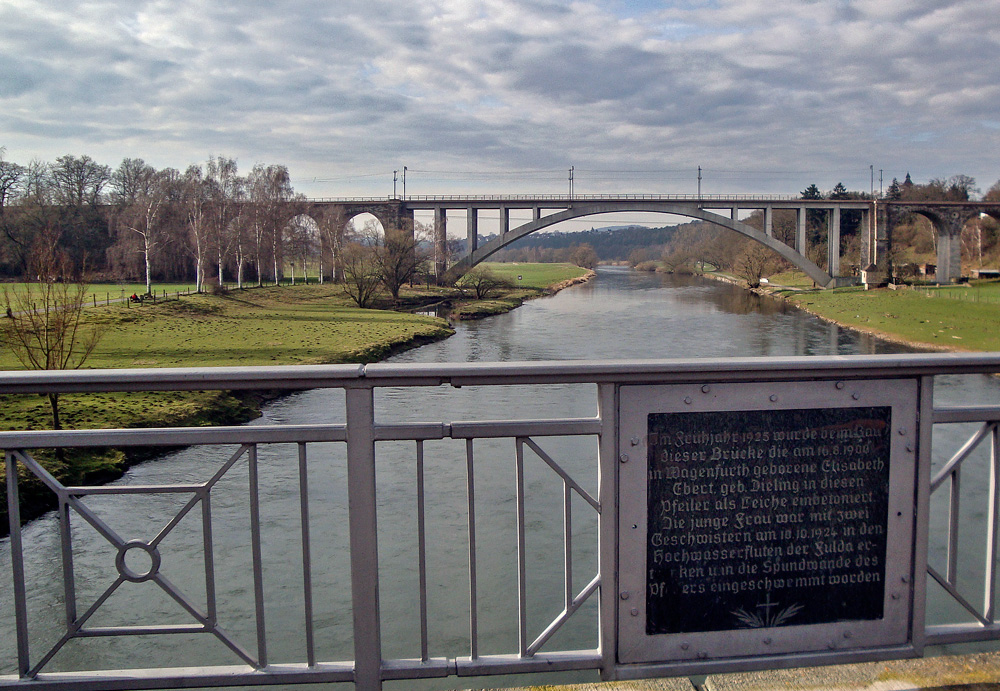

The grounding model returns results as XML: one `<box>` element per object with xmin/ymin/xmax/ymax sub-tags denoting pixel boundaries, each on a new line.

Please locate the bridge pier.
<box><xmin>879</xmin><ymin>203</ymin><xmax>984</xmax><ymax>284</ymax></box>
<box><xmin>467</xmin><ymin>208</ymin><xmax>478</xmax><ymax>256</ymax></box>
<box><xmin>796</xmin><ymin>208</ymin><xmax>807</xmax><ymax>257</ymax></box>
<box><xmin>434</xmin><ymin>207</ymin><xmax>447</xmax><ymax>282</ymax></box>
<box><xmin>828</xmin><ymin>206</ymin><xmax>841</xmax><ymax>278</ymax></box>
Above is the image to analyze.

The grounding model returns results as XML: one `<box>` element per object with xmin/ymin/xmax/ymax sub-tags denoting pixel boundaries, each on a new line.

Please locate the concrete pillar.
<box><xmin>533</xmin><ymin>206</ymin><xmax>541</xmax><ymax>222</ymax></box>
<box><xmin>764</xmin><ymin>206</ymin><xmax>773</xmax><ymax>238</ymax></box>
<box><xmin>937</xmin><ymin>226</ymin><xmax>962</xmax><ymax>284</ymax></box>
<box><xmin>466</xmin><ymin>207</ymin><xmax>478</xmax><ymax>256</ymax></box>
<box><xmin>796</xmin><ymin>207</ymin><xmax>807</xmax><ymax>255</ymax></box>
<box><xmin>499</xmin><ymin>205</ymin><xmax>509</xmax><ymax>235</ymax></box>
<box><xmin>827</xmin><ymin>206</ymin><xmax>841</xmax><ymax>277</ymax></box>
<box><xmin>433</xmin><ymin>207</ymin><xmax>447</xmax><ymax>282</ymax></box>
<box><xmin>730</xmin><ymin>206</ymin><xmax>738</xmax><ymax>221</ymax></box>
<box><xmin>860</xmin><ymin>207</ymin><xmax>873</xmax><ymax>268</ymax></box>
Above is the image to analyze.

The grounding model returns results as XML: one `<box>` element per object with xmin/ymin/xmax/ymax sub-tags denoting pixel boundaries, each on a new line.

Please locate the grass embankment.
<box><xmin>448</xmin><ymin>262</ymin><xmax>593</xmax><ymax>319</ymax></box>
<box><xmin>0</xmin><ymin>283</ymin><xmax>456</xmax><ymax>432</ymax></box>
<box><xmin>768</xmin><ymin>276</ymin><xmax>1000</xmax><ymax>352</ymax></box>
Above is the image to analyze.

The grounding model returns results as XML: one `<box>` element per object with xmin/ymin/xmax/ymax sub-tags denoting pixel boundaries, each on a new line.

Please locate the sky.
<box><xmin>2</xmin><ymin>0</ymin><xmax>999</xmax><ymax>202</ymax></box>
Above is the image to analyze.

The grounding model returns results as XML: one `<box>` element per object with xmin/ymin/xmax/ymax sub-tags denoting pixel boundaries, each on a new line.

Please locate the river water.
<box><xmin>1</xmin><ymin>266</ymin><xmax>998</xmax><ymax>687</ymax></box>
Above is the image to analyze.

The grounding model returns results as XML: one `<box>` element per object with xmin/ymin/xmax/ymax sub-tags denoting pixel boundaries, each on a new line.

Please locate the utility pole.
<box><xmin>879</xmin><ymin>169</ymin><xmax>883</xmax><ymax>197</ymax></box>
<box><xmin>569</xmin><ymin>166</ymin><xmax>574</xmax><ymax>199</ymax></box>
<box><xmin>393</xmin><ymin>170</ymin><xmax>398</xmax><ymax>199</ymax></box>
<box><xmin>697</xmin><ymin>166</ymin><xmax>702</xmax><ymax>199</ymax></box>
<box><xmin>870</xmin><ymin>164</ymin><xmax>874</xmax><ymax>198</ymax></box>
<box><xmin>403</xmin><ymin>166</ymin><xmax>407</xmax><ymax>199</ymax></box>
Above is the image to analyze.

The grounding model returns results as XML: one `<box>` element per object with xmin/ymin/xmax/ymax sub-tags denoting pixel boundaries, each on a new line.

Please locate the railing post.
<box><xmin>597</xmin><ymin>383</ymin><xmax>618</xmax><ymax>680</ymax></box>
<box><xmin>6</xmin><ymin>452</ymin><xmax>31</xmax><ymax>677</ymax></box>
<box><xmin>912</xmin><ymin>375</ymin><xmax>934</xmax><ymax>655</ymax></box>
<box><xmin>345</xmin><ymin>386</ymin><xmax>382</xmax><ymax>691</ymax></box>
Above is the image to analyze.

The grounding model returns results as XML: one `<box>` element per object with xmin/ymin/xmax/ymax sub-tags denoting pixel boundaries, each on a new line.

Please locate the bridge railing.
<box><xmin>3</xmin><ymin>354</ymin><xmax>1000</xmax><ymax>690</ymax></box>
<box><xmin>306</xmin><ymin>193</ymin><xmax>802</xmax><ymax>204</ymax></box>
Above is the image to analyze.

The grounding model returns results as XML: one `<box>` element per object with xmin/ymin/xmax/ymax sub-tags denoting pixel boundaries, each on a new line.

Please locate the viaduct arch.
<box><xmin>446</xmin><ymin>203</ymin><xmax>833</xmax><ymax>286</ymax></box>
<box><xmin>308</xmin><ymin>197</ymin><xmax>1000</xmax><ymax>287</ymax></box>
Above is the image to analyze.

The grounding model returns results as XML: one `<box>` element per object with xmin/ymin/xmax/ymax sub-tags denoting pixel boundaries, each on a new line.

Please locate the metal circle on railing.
<box><xmin>115</xmin><ymin>539</ymin><xmax>162</xmax><ymax>583</ymax></box>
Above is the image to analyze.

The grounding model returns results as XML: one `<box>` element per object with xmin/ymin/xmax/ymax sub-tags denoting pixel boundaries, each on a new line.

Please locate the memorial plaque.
<box><xmin>645</xmin><ymin>407</ymin><xmax>891</xmax><ymax>635</ymax></box>
<box><xmin>616</xmin><ymin>380</ymin><xmax>919</xmax><ymax>666</ymax></box>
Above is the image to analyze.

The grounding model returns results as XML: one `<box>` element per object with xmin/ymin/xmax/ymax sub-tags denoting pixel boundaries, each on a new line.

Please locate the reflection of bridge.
<box><xmin>307</xmin><ymin>195</ymin><xmax>1000</xmax><ymax>287</ymax></box>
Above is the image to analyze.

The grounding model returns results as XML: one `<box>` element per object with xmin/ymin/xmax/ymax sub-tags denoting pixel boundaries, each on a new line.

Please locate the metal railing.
<box><xmin>306</xmin><ymin>194</ymin><xmax>803</xmax><ymax>204</ymax></box>
<box><xmin>2</xmin><ymin>354</ymin><xmax>1000</xmax><ymax>690</ymax></box>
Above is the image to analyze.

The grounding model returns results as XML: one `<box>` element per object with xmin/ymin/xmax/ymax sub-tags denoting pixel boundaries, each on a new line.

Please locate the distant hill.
<box><xmin>484</xmin><ymin>224</ymin><xmax>680</xmax><ymax>262</ymax></box>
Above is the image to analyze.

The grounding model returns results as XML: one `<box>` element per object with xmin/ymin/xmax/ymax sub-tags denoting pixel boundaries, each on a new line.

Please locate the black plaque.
<box><xmin>645</xmin><ymin>407</ymin><xmax>891</xmax><ymax>635</ymax></box>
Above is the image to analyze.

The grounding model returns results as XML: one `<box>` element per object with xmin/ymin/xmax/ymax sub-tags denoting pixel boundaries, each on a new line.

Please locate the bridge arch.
<box><xmin>886</xmin><ymin>204</ymin><xmax>984</xmax><ymax>283</ymax></box>
<box><xmin>447</xmin><ymin>203</ymin><xmax>833</xmax><ymax>287</ymax></box>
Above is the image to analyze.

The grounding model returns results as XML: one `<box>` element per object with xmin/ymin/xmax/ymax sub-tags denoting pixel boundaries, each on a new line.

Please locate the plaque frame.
<box><xmin>616</xmin><ymin>379</ymin><xmax>919</xmax><ymax>666</ymax></box>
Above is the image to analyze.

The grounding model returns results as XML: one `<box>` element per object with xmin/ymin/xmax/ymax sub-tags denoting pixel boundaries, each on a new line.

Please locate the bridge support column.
<box><xmin>500</xmin><ymin>205</ymin><xmax>509</xmax><ymax>235</ymax></box>
<box><xmin>764</xmin><ymin>206</ymin><xmax>773</xmax><ymax>237</ymax></box>
<box><xmin>937</xmin><ymin>228</ymin><xmax>962</xmax><ymax>284</ymax></box>
<box><xmin>434</xmin><ymin>207</ymin><xmax>447</xmax><ymax>283</ymax></box>
<box><xmin>533</xmin><ymin>206</ymin><xmax>541</xmax><ymax>222</ymax></box>
<box><xmin>828</xmin><ymin>206</ymin><xmax>841</xmax><ymax>277</ymax></box>
<box><xmin>796</xmin><ymin>207</ymin><xmax>807</xmax><ymax>256</ymax></box>
<box><xmin>467</xmin><ymin>208</ymin><xmax>478</xmax><ymax>257</ymax></box>
<box><xmin>860</xmin><ymin>207</ymin><xmax>873</xmax><ymax>268</ymax></box>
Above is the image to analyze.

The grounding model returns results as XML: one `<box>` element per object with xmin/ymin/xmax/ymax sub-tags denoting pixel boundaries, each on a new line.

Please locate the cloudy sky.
<box><xmin>2</xmin><ymin>0</ymin><xmax>999</xmax><ymax>200</ymax></box>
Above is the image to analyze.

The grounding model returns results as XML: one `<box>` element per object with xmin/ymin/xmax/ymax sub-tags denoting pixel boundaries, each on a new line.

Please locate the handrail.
<box><xmin>2</xmin><ymin>353</ymin><xmax>1000</xmax><ymax>691</ymax></box>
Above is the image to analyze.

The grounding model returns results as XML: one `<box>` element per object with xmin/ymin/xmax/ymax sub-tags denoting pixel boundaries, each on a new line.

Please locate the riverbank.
<box><xmin>697</xmin><ymin>270</ymin><xmax>1000</xmax><ymax>353</ymax></box>
<box><xmin>449</xmin><ymin>266</ymin><xmax>595</xmax><ymax>320</ymax></box>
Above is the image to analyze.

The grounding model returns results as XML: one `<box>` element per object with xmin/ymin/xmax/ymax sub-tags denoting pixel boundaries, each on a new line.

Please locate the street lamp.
<box><xmin>393</xmin><ymin>170</ymin><xmax>398</xmax><ymax>199</ymax></box>
<box><xmin>403</xmin><ymin>166</ymin><xmax>407</xmax><ymax>199</ymax></box>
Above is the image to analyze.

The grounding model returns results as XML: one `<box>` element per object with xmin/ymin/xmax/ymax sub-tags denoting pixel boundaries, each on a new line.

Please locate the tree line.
<box><xmin>0</xmin><ymin>149</ymin><xmax>350</xmax><ymax>294</ymax></box>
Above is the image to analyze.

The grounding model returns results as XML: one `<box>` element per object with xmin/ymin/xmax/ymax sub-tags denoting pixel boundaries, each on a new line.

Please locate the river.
<box><xmin>2</xmin><ymin>266</ymin><xmax>998</xmax><ymax>687</ymax></box>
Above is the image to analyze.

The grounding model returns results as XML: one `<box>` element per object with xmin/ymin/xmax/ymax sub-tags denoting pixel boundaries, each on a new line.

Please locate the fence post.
<box><xmin>345</xmin><ymin>386</ymin><xmax>382</xmax><ymax>691</ymax></box>
<box><xmin>597</xmin><ymin>383</ymin><xmax>618</xmax><ymax>681</ymax></box>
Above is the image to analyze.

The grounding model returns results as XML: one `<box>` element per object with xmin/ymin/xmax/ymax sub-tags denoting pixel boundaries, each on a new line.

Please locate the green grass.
<box><xmin>766</xmin><ymin>271</ymin><xmax>822</xmax><ymax>289</ymax></box>
<box><xmin>480</xmin><ymin>262</ymin><xmax>590</xmax><ymax>289</ymax></box>
<box><xmin>785</xmin><ymin>286</ymin><xmax>1000</xmax><ymax>351</ymax></box>
<box><xmin>920</xmin><ymin>279</ymin><xmax>1000</xmax><ymax>304</ymax></box>
<box><xmin>1</xmin><ymin>282</ymin><xmax>201</xmax><ymax>304</ymax></box>
<box><xmin>0</xmin><ymin>284</ymin><xmax>455</xmax><ymax>435</ymax></box>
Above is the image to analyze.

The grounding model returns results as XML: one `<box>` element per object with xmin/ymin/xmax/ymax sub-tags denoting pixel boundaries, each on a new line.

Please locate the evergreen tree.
<box><xmin>801</xmin><ymin>184</ymin><xmax>822</xmax><ymax>200</ymax></box>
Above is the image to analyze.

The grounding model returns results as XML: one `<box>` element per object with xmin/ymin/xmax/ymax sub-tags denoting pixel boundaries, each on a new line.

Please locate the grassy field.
<box><xmin>0</xmin><ymin>284</ymin><xmax>456</xmax><ymax>437</ymax></box>
<box><xmin>775</xmin><ymin>282</ymin><xmax>1000</xmax><ymax>351</ymax></box>
<box><xmin>482</xmin><ymin>262</ymin><xmax>590</xmax><ymax>289</ymax></box>
<box><xmin>2</xmin><ymin>282</ymin><xmax>199</xmax><ymax>305</ymax></box>
<box><xmin>448</xmin><ymin>262</ymin><xmax>591</xmax><ymax>319</ymax></box>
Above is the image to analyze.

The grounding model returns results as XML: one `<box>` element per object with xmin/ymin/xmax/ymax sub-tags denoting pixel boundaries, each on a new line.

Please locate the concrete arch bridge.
<box><xmin>306</xmin><ymin>196</ymin><xmax>1000</xmax><ymax>287</ymax></box>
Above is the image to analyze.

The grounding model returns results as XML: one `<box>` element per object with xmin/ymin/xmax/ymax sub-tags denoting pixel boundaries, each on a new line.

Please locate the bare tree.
<box><xmin>340</xmin><ymin>241</ymin><xmax>382</xmax><ymax>307</ymax></box>
<box><xmin>460</xmin><ymin>265</ymin><xmax>511</xmax><ymax>299</ymax></box>
<box><xmin>110</xmin><ymin>160</ymin><xmax>172</xmax><ymax>294</ymax></box>
<box><xmin>248</xmin><ymin>164</ymin><xmax>294</xmax><ymax>286</ymax></box>
<box><xmin>735</xmin><ymin>242</ymin><xmax>777</xmax><ymax>289</ymax></box>
<box><xmin>569</xmin><ymin>243</ymin><xmax>599</xmax><ymax>269</ymax></box>
<box><xmin>1</xmin><ymin>237</ymin><xmax>106</xmax><ymax>429</ymax></box>
<box><xmin>0</xmin><ymin>147</ymin><xmax>24</xmax><ymax>211</ymax></box>
<box><xmin>49</xmin><ymin>154</ymin><xmax>111</xmax><ymax>207</ymax></box>
<box><xmin>367</xmin><ymin>221</ymin><xmax>422</xmax><ymax>301</ymax></box>
<box><xmin>181</xmin><ymin>165</ymin><xmax>210</xmax><ymax>292</ymax></box>
<box><xmin>206</xmin><ymin>156</ymin><xmax>240</xmax><ymax>286</ymax></box>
